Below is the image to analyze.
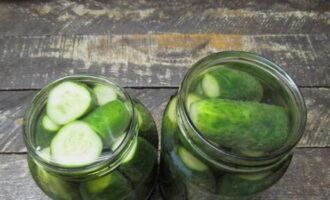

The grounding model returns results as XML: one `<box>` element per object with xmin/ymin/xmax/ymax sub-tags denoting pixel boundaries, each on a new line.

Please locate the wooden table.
<box><xmin>0</xmin><ymin>1</ymin><xmax>329</xmax><ymax>199</ymax></box>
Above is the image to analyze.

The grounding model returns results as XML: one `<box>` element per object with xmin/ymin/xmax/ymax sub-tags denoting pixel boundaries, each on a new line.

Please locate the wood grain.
<box><xmin>0</xmin><ymin>88</ymin><xmax>329</xmax><ymax>153</ymax></box>
<box><xmin>0</xmin><ymin>0</ymin><xmax>329</xmax><ymax>35</ymax></box>
<box><xmin>0</xmin><ymin>34</ymin><xmax>329</xmax><ymax>90</ymax></box>
<box><xmin>0</xmin><ymin>148</ymin><xmax>328</xmax><ymax>200</ymax></box>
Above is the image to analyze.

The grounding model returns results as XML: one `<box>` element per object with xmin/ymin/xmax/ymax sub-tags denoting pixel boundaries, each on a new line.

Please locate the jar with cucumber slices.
<box><xmin>23</xmin><ymin>74</ymin><xmax>159</xmax><ymax>200</ymax></box>
<box><xmin>160</xmin><ymin>52</ymin><xmax>307</xmax><ymax>200</ymax></box>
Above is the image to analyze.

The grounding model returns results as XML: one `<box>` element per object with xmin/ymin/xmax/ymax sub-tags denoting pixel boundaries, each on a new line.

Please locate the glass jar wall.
<box><xmin>23</xmin><ymin>74</ymin><xmax>159</xmax><ymax>200</ymax></box>
<box><xmin>160</xmin><ymin>51</ymin><xmax>306</xmax><ymax>200</ymax></box>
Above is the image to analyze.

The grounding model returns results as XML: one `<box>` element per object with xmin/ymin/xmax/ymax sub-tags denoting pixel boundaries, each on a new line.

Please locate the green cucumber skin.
<box><xmin>203</xmin><ymin>67</ymin><xmax>263</xmax><ymax>101</ymax></box>
<box><xmin>161</xmin><ymin>96</ymin><xmax>180</xmax><ymax>152</ymax></box>
<box><xmin>134</xmin><ymin>99</ymin><xmax>158</xmax><ymax>148</ymax></box>
<box><xmin>84</xmin><ymin>100</ymin><xmax>130</xmax><ymax>142</ymax></box>
<box><xmin>80</xmin><ymin>171</ymin><xmax>135</xmax><ymax>200</ymax></box>
<box><xmin>28</xmin><ymin>156</ymin><xmax>81</xmax><ymax>200</ymax></box>
<box><xmin>35</xmin><ymin>114</ymin><xmax>56</xmax><ymax>149</ymax></box>
<box><xmin>119</xmin><ymin>137</ymin><xmax>157</xmax><ymax>186</ymax></box>
<box><xmin>217</xmin><ymin>158</ymin><xmax>291</xmax><ymax>197</ymax></box>
<box><xmin>190</xmin><ymin>99</ymin><xmax>289</xmax><ymax>152</ymax></box>
<box><xmin>160</xmin><ymin>154</ymin><xmax>187</xmax><ymax>200</ymax></box>
<box><xmin>168</xmin><ymin>146</ymin><xmax>216</xmax><ymax>193</ymax></box>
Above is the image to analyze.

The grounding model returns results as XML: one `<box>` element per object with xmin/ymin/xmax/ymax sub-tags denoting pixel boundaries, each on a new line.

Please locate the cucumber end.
<box><xmin>42</xmin><ymin>115</ymin><xmax>60</xmax><ymax>131</ymax></box>
<box><xmin>202</xmin><ymin>74</ymin><xmax>220</xmax><ymax>98</ymax></box>
<box><xmin>178</xmin><ymin>147</ymin><xmax>208</xmax><ymax>171</ymax></box>
<box><xmin>93</xmin><ymin>84</ymin><xmax>118</xmax><ymax>106</ymax></box>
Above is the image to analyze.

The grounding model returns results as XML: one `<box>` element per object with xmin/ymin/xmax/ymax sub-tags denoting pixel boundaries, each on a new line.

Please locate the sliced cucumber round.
<box><xmin>93</xmin><ymin>84</ymin><xmax>118</xmax><ymax>106</ymax></box>
<box><xmin>168</xmin><ymin>96</ymin><xmax>177</xmax><ymax>123</ymax></box>
<box><xmin>50</xmin><ymin>121</ymin><xmax>102</xmax><ymax>167</ymax></box>
<box><xmin>178</xmin><ymin>146</ymin><xmax>208</xmax><ymax>171</ymax></box>
<box><xmin>185</xmin><ymin>93</ymin><xmax>201</xmax><ymax>111</ymax></box>
<box><xmin>47</xmin><ymin>81</ymin><xmax>94</xmax><ymax>125</ymax></box>
<box><xmin>42</xmin><ymin>115</ymin><xmax>60</xmax><ymax>132</ymax></box>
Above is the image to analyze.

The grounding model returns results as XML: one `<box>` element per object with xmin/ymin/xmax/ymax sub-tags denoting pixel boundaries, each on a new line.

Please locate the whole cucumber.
<box><xmin>190</xmin><ymin>99</ymin><xmax>289</xmax><ymax>153</ymax></box>
<box><xmin>202</xmin><ymin>66</ymin><xmax>263</xmax><ymax>101</ymax></box>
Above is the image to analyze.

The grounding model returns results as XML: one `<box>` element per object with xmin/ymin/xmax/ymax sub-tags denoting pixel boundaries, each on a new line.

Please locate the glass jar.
<box><xmin>23</xmin><ymin>74</ymin><xmax>159</xmax><ymax>200</ymax></box>
<box><xmin>160</xmin><ymin>51</ymin><xmax>306</xmax><ymax>200</ymax></box>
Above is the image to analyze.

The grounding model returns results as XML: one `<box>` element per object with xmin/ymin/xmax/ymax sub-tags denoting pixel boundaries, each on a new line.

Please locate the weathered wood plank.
<box><xmin>0</xmin><ymin>148</ymin><xmax>329</xmax><ymax>200</ymax></box>
<box><xmin>0</xmin><ymin>0</ymin><xmax>329</xmax><ymax>35</ymax></box>
<box><xmin>0</xmin><ymin>88</ymin><xmax>329</xmax><ymax>153</ymax></box>
<box><xmin>0</xmin><ymin>34</ymin><xmax>329</xmax><ymax>89</ymax></box>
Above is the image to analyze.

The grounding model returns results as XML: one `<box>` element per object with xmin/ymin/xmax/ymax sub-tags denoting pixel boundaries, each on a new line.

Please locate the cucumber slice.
<box><xmin>134</xmin><ymin>99</ymin><xmax>158</xmax><ymax>148</ymax></box>
<box><xmin>168</xmin><ymin>146</ymin><xmax>216</xmax><ymax>192</ymax></box>
<box><xmin>93</xmin><ymin>84</ymin><xmax>117</xmax><ymax>106</ymax></box>
<box><xmin>39</xmin><ymin>147</ymin><xmax>51</xmax><ymax>160</ymax></box>
<box><xmin>119</xmin><ymin>137</ymin><xmax>157</xmax><ymax>186</ymax></box>
<box><xmin>218</xmin><ymin>158</ymin><xmax>290</xmax><ymax>197</ymax></box>
<box><xmin>80</xmin><ymin>171</ymin><xmax>134</xmax><ymax>200</ymax></box>
<box><xmin>50</xmin><ymin>121</ymin><xmax>102</xmax><ymax>167</ymax></box>
<box><xmin>168</xmin><ymin>96</ymin><xmax>177</xmax><ymax>123</ymax></box>
<box><xmin>161</xmin><ymin>96</ymin><xmax>180</xmax><ymax>151</ymax></box>
<box><xmin>190</xmin><ymin>99</ymin><xmax>289</xmax><ymax>153</ymax></box>
<box><xmin>122</xmin><ymin>137</ymin><xmax>138</xmax><ymax>163</ymax></box>
<box><xmin>237</xmin><ymin>171</ymin><xmax>272</xmax><ymax>181</ymax></box>
<box><xmin>47</xmin><ymin>81</ymin><xmax>94</xmax><ymax>125</ymax></box>
<box><xmin>178</xmin><ymin>146</ymin><xmax>208</xmax><ymax>171</ymax></box>
<box><xmin>185</xmin><ymin>93</ymin><xmax>201</xmax><ymax>111</ymax></box>
<box><xmin>201</xmin><ymin>67</ymin><xmax>263</xmax><ymax>101</ymax></box>
<box><xmin>42</xmin><ymin>115</ymin><xmax>60</xmax><ymax>131</ymax></box>
<box><xmin>35</xmin><ymin>114</ymin><xmax>57</xmax><ymax>149</ymax></box>
<box><xmin>84</xmin><ymin>100</ymin><xmax>130</xmax><ymax>143</ymax></box>
<box><xmin>29</xmin><ymin>157</ymin><xmax>80</xmax><ymax>200</ymax></box>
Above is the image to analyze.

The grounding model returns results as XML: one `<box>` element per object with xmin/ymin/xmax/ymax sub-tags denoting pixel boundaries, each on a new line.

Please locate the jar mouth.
<box><xmin>23</xmin><ymin>74</ymin><xmax>138</xmax><ymax>176</ymax></box>
<box><xmin>177</xmin><ymin>51</ymin><xmax>307</xmax><ymax>167</ymax></box>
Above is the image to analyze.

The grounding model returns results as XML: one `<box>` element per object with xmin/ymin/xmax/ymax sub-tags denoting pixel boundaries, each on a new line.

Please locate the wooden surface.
<box><xmin>0</xmin><ymin>0</ymin><xmax>329</xmax><ymax>200</ymax></box>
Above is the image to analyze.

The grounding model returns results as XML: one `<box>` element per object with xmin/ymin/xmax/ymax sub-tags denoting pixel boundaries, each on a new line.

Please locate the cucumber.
<box><xmin>178</xmin><ymin>146</ymin><xmax>208</xmax><ymax>171</ymax></box>
<box><xmin>168</xmin><ymin>96</ymin><xmax>177</xmax><ymax>123</ymax></box>
<box><xmin>135</xmin><ymin>99</ymin><xmax>158</xmax><ymax>148</ymax></box>
<box><xmin>161</xmin><ymin>96</ymin><xmax>180</xmax><ymax>151</ymax></box>
<box><xmin>168</xmin><ymin>146</ymin><xmax>216</xmax><ymax>192</ymax></box>
<box><xmin>185</xmin><ymin>93</ymin><xmax>201</xmax><ymax>111</ymax></box>
<box><xmin>201</xmin><ymin>67</ymin><xmax>263</xmax><ymax>101</ymax></box>
<box><xmin>28</xmin><ymin>153</ymin><xmax>80</xmax><ymax>200</ymax></box>
<box><xmin>84</xmin><ymin>100</ymin><xmax>130</xmax><ymax>144</ymax></box>
<box><xmin>80</xmin><ymin>171</ymin><xmax>134</xmax><ymax>200</ymax></box>
<box><xmin>190</xmin><ymin>99</ymin><xmax>289</xmax><ymax>153</ymax></box>
<box><xmin>47</xmin><ymin>81</ymin><xmax>95</xmax><ymax>125</ymax></box>
<box><xmin>42</xmin><ymin>115</ymin><xmax>60</xmax><ymax>131</ymax></box>
<box><xmin>159</xmin><ymin>154</ymin><xmax>187</xmax><ymax>200</ymax></box>
<box><xmin>119</xmin><ymin>137</ymin><xmax>157</xmax><ymax>186</ymax></box>
<box><xmin>217</xmin><ymin>165</ymin><xmax>288</xmax><ymax>198</ymax></box>
<box><xmin>50</xmin><ymin>121</ymin><xmax>103</xmax><ymax>167</ymax></box>
<box><xmin>93</xmin><ymin>84</ymin><xmax>117</xmax><ymax>106</ymax></box>
<box><xmin>35</xmin><ymin>114</ymin><xmax>57</xmax><ymax>149</ymax></box>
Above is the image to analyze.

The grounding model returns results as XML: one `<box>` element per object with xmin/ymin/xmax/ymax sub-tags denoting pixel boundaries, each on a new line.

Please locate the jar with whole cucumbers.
<box><xmin>160</xmin><ymin>51</ymin><xmax>306</xmax><ymax>200</ymax></box>
<box><xmin>23</xmin><ymin>74</ymin><xmax>159</xmax><ymax>200</ymax></box>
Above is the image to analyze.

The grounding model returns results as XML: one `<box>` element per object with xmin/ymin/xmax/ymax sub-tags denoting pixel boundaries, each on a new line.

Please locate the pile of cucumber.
<box><xmin>32</xmin><ymin>80</ymin><xmax>158</xmax><ymax>199</ymax></box>
<box><xmin>161</xmin><ymin>66</ymin><xmax>290</xmax><ymax>198</ymax></box>
<box><xmin>36</xmin><ymin>81</ymin><xmax>129</xmax><ymax>167</ymax></box>
<box><xmin>188</xmin><ymin>66</ymin><xmax>289</xmax><ymax>156</ymax></box>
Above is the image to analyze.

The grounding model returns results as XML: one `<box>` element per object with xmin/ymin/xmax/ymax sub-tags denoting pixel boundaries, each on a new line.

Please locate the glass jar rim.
<box><xmin>177</xmin><ymin>51</ymin><xmax>307</xmax><ymax>167</ymax></box>
<box><xmin>23</xmin><ymin>73</ymin><xmax>138</xmax><ymax>177</ymax></box>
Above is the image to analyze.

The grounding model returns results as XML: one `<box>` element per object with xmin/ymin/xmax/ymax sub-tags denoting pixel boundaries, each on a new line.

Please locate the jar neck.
<box><xmin>176</xmin><ymin>51</ymin><xmax>306</xmax><ymax>172</ymax></box>
<box><xmin>23</xmin><ymin>74</ymin><xmax>139</xmax><ymax>180</ymax></box>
